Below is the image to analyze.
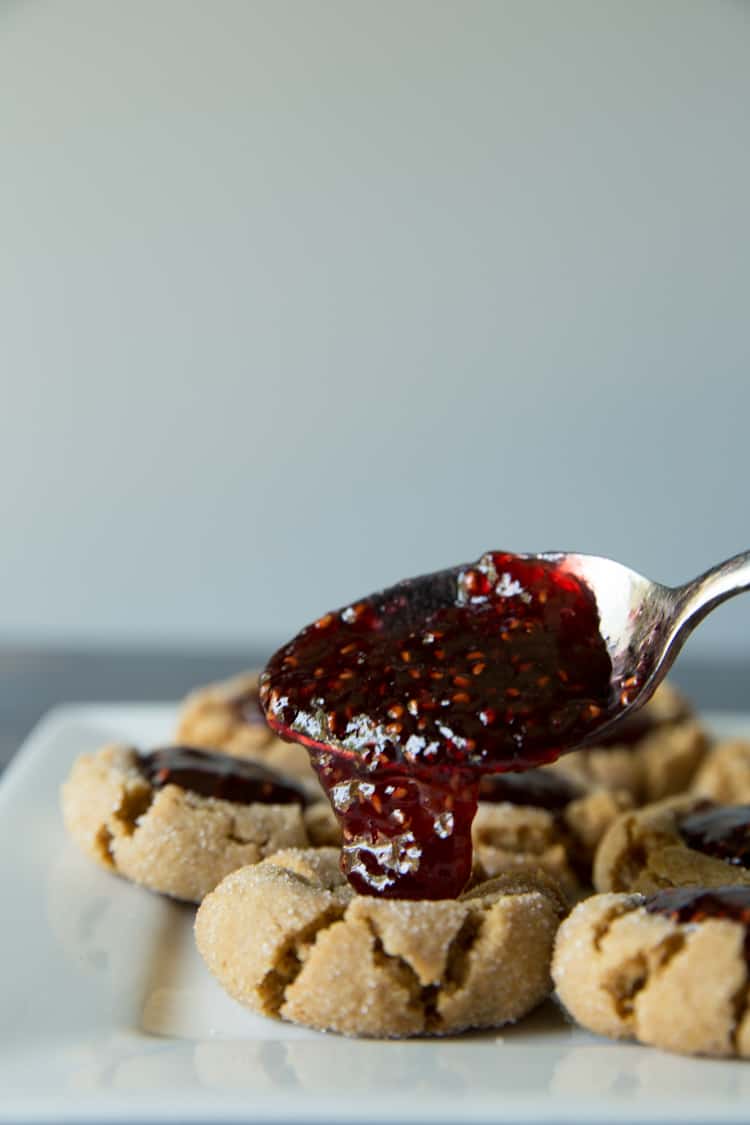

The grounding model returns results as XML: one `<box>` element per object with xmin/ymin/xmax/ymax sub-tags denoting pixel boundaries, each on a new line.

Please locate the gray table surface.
<box><xmin>0</xmin><ymin>644</ymin><xmax>748</xmax><ymax>772</ymax></box>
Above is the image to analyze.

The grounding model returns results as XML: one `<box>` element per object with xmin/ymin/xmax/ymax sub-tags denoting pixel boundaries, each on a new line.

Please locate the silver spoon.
<box><xmin>555</xmin><ymin>549</ymin><xmax>750</xmax><ymax>743</ymax></box>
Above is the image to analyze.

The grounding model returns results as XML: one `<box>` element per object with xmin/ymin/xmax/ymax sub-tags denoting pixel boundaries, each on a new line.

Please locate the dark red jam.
<box><xmin>645</xmin><ymin>886</ymin><xmax>750</xmax><ymax>957</ymax></box>
<box><xmin>314</xmin><ymin>751</ymin><xmax>476</xmax><ymax>898</ymax></box>
<box><xmin>679</xmin><ymin>805</ymin><xmax>750</xmax><ymax>869</ymax></box>
<box><xmin>138</xmin><ymin>746</ymin><xmax>311</xmax><ymax>806</ymax></box>
<box><xmin>477</xmin><ymin>768</ymin><xmax>583</xmax><ymax>811</ymax></box>
<box><xmin>226</xmin><ymin>682</ymin><xmax>267</xmax><ymax>725</ymax></box>
<box><xmin>261</xmin><ymin>551</ymin><xmax>617</xmax><ymax>899</ymax></box>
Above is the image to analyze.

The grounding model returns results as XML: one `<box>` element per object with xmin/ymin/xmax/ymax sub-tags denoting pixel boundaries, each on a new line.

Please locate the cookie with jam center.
<box><xmin>553</xmin><ymin>887</ymin><xmax>750</xmax><ymax>1058</ymax></box>
<box><xmin>194</xmin><ymin>847</ymin><xmax>566</xmax><ymax>1038</ymax></box>
<box><xmin>593</xmin><ymin>793</ymin><xmax>750</xmax><ymax>894</ymax></box>
<box><xmin>472</xmin><ymin>769</ymin><xmax>632</xmax><ymax>899</ymax></box>
<box><xmin>61</xmin><ymin>743</ymin><xmax>333</xmax><ymax>902</ymax></box>
<box><xmin>176</xmin><ymin>671</ymin><xmax>318</xmax><ymax>788</ymax></box>
<box><xmin>546</xmin><ymin>683</ymin><xmax>708</xmax><ymax>806</ymax></box>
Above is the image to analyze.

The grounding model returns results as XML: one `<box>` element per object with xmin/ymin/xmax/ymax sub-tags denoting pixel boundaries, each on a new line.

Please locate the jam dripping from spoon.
<box><xmin>260</xmin><ymin>551</ymin><xmax>624</xmax><ymax>899</ymax></box>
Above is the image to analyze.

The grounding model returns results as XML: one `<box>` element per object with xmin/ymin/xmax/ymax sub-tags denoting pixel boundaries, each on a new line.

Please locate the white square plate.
<box><xmin>3</xmin><ymin>705</ymin><xmax>750</xmax><ymax>1124</ymax></box>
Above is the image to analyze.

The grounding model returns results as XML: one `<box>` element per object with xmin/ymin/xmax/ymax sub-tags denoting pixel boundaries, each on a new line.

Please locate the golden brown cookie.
<box><xmin>692</xmin><ymin>740</ymin><xmax>750</xmax><ymax>804</ymax></box>
<box><xmin>61</xmin><ymin>744</ymin><xmax>330</xmax><ymax>902</ymax></box>
<box><xmin>553</xmin><ymin>887</ymin><xmax>750</xmax><ymax>1058</ymax></box>
<box><xmin>194</xmin><ymin>847</ymin><xmax>565</xmax><ymax>1038</ymax></box>
<box><xmin>472</xmin><ymin>770</ymin><xmax>632</xmax><ymax>898</ymax></box>
<box><xmin>593</xmin><ymin>794</ymin><xmax>750</xmax><ymax>894</ymax></box>
<box><xmin>176</xmin><ymin>671</ymin><xmax>317</xmax><ymax>786</ymax></box>
<box><xmin>548</xmin><ymin>683</ymin><xmax>707</xmax><ymax>805</ymax></box>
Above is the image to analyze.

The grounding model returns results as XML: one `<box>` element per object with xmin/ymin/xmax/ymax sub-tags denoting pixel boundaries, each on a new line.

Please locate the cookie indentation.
<box><xmin>196</xmin><ymin>852</ymin><xmax>564</xmax><ymax>1038</ymax></box>
<box><xmin>679</xmin><ymin>805</ymin><xmax>750</xmax><ymax>870</ymax></box>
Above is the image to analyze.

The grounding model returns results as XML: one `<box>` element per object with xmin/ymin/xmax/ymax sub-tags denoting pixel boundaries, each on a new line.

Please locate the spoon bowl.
<box><xmin>555</xmin><ymin>549</ymin><xmax>750</xmax><ymax>744</ymax></box>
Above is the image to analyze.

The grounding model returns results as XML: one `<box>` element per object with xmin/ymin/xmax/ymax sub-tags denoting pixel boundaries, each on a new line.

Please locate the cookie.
<box><xmin>593</xmin><ymin>794</ymin><xmax>750</xmax><ymax>894</ymax></box>
<box><xmin>472</xmin><ymin>769</ymin><xmax>632</xmax><ymax>898</ymax></box>
<box><xmin>547</xmin><ymin>683</ymin><xmax>707</xmax><ymax>805</ymax></box>
<box><xmin>176</xmin><ymin>671</ymin><xmax>316</xmax><ymax>787</ymax></box>
<box><xmin>692</xmin><ymin>740</ymin><xmax>750</xmax><ymax>804</ymax></box>
<box><xmin>553</xmin><ymin>887</ymin><xmax>750</xmax><ymax>1057</ymax></box>
<box><xmin>61</xmin><ymin>744</ymin><xmax>330</xmax><ymax>902</ymax></box>
<box><xmin>194</xmin><ymin>847</ymin><xmax>566</xmax><ymax>1038</ymax></box>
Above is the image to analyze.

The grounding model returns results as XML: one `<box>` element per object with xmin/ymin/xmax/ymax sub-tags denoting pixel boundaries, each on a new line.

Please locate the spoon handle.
<box><xmin>673</xmin><ymin>550</ymin><xmax>750</xmax><ymax>634</ymax></box>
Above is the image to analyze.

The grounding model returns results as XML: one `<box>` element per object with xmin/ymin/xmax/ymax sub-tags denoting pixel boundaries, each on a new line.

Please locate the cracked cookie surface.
<box><xmin>61</xmin><ymin>744</ymin><xmax>329</xmax><ymax>902</ymax></box>
<box><xmin>194</xmin><ymin>848</ymin><xmax>566</xmax><ymax>1038</ymax></box>
<box><xmin>552</xmin><ymin>889</ymin><xmax>750</xmax><ymax>1057</ymax></box>
<box><xmin>177</xmin><ymin>671</ymin><xmax>318</xmax><ymax>788</ymax></box>
<box><xmin>547</xmin><ymin>684</ymin><xmax>707</xmax><ymax>806</ymax></box>
<box><xmin>593</xmin><ymin>795</ymin><xmax>750</xmax><ymax>895</ymax></box>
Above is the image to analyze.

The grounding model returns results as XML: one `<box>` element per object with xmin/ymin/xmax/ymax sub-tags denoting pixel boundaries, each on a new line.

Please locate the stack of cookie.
<box><xmin>60</xmin><ymin>674</ymin><xmax>750</xmax><ymax>1054</ymax></box>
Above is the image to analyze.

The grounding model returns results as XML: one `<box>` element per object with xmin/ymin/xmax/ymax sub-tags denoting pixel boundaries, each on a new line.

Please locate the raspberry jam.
<box><xmin>226</xmin><ymin>682</ymin><xmax>267</xmax><ymax>725</ymax></box>
<box><xmin>261</xmin><ymin>551</ymin><xmax>616</xmax><ymax>899</ymax></box>
<box><xmin>645</xmin><ymin>886</ymin><xmax>750</xmax><ymax>955</ymax></box>
<box><xmin>314</xmin><ymin>751</ymin><xmax>476</xmax><ymax>897</ymax></box>
<box><xmin>679</xmin><ymin>805</ymin><xmax>750</xmax><ymax>869</ymax></box>
<box><xmin>138</xmin><ymin>746</ymin><xmax>310</xmax><ymax>806</ymax></box>
<box><xmin>477</xmin><ymin>768</ymin><xmax>583</xmax><ymax>812</ymax></box>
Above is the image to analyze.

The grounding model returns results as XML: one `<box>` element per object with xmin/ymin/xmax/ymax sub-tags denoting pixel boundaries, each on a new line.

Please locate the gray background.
<box><xmin>2</xmin><ymin>0</ymin><xmax>749</xmax><ymax>656</ymax></box>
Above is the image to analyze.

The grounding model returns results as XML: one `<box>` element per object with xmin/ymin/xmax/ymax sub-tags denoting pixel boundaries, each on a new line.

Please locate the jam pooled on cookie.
<box><xmin>645</xmin><ymin>885</ymin><xmax>750</xmax><ymax>956</ymax></box>
<box><xmin>679</xmin><ymin>804</ymin><xmax>750</xmax><ymax>870</ymax></box>
<box><xmin>477</xmin><ymin>768</ymin><xmax>584</xmax><ymax>812</ymax></box>
<box><xmin>138</xmin><ymin>746</ymin><xmax>311</xmax><ymax>807</ymax></box>
<box><xmin>221</xmin><ymin>680</ymin><xmax>268</xmax><ymax>726</ymax></box>
<box><xmin>261</xmin><ymin>551</ymin><xmax>618</xmax><ymax>899</ymax></box>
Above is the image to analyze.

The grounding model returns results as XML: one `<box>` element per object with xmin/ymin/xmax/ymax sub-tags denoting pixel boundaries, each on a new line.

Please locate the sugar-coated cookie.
<box><xmin>692</xmin><ymin>740</ymin><xmax>750</xmax><ymax>804</ymax></box>
<box><xmin>177</xmin><ymin>671</ymin><xmax>316</xmax><ymax>786</ymax></box>
<box><xmin>195</xmin><ymin>847</ymin><xmax>566</xmax><ymax>1038</ymax></box>
<box><xmin>553</xmin><ymin>887</ymin><xmax>750</xmax><ymax>1058</ymax></box>
<box><xmin>547</xmin><ymin>683</ymin><xmax>707</xmax><ymax>805</ymax></box>
<box><xmin>472</xmin><ymin>769</ymin><xmax>632</xmax><ymax>898</ymax></box>
<box><xmin>61</xmin><ymin>744</ymin><xmax>329</xmax><ymax>902</ymax></box>
<box><xmin>593</xmin><ymin>795</ymin><xmax>750</xmax><ymax>894</ymax></box>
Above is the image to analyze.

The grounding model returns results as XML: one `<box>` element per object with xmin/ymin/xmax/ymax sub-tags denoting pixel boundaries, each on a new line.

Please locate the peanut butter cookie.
<box><xmin>692</xmin><ymin>740</ymin><xmax>750</xmax><ymax>804</ymax></box>
<box><xmin>593</xmin><ymin>795</ymin><xmax>750</xmax><ymax>894</ymax></box>
<box><xmin>553</xmin><ymin>887</ymin><xmax>750</xmax><ymax>1057</ymax></box>
<box><xmin>195</xmin><ymin>847</ymin><xmax>565</xmax><ymax>1038</ymax></box>
<box><xmin>472</xmin><ymin>770</ymin><xmax>632</xmax><ymax>898</ymax></box>
<box><xmin>61</xmin><ymin>744</ymin><xmax>330</xmax><ymax>902</ymax></box>
<box><xmin>177</xmin><ymin>671</ymin><xmax>316</xmax><ymax>786</ymax></box>
<box><xmin>547</xmin><ymin>683</ymin><xmax>708</xmax><ymax>805</ymax></box>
